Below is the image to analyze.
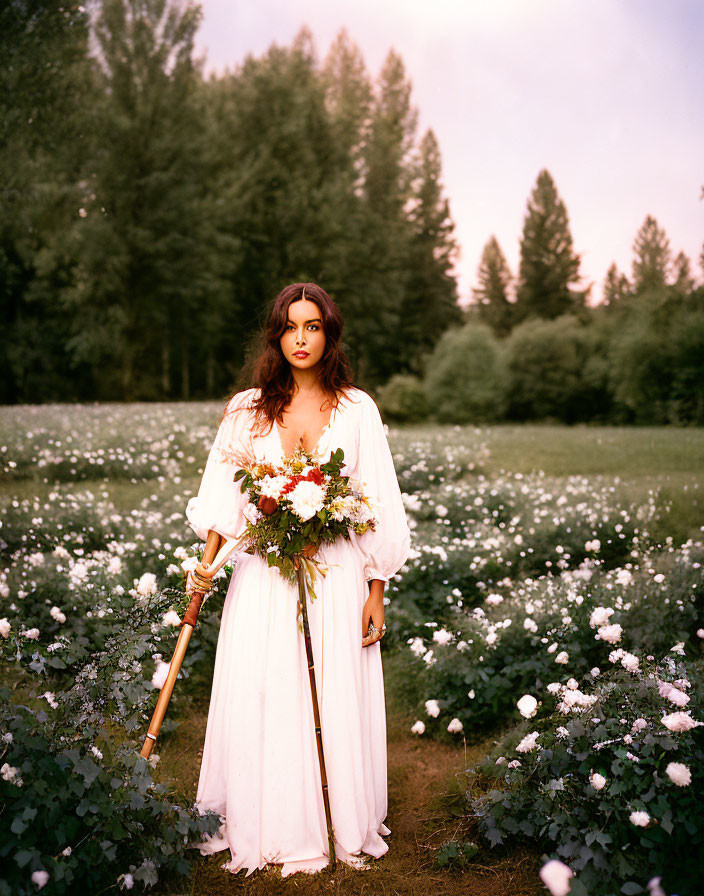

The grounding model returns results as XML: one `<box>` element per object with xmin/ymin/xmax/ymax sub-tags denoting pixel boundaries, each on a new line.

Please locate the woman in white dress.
<box><xmin>184</xmin><ymin>282</ymin><xmax>411</xmax><ymax>878</ymax></box>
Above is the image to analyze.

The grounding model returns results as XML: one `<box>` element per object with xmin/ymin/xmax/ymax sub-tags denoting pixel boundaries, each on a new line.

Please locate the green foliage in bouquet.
<box><xmin>233</xmin><ymin>446</ymin><xmax>377</xmax><ymax>589</ymax></box>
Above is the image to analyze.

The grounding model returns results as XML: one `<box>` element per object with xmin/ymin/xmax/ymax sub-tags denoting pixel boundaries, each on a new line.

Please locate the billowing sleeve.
<box><xmin>185</xmin><ymin>390</ymin><xmax>255</xmax><ymax>546</ymax></box>
<box><xmin>352</xmin><ymin>392</ymin><xmax>411</xmax><ymax>584</ymax></box>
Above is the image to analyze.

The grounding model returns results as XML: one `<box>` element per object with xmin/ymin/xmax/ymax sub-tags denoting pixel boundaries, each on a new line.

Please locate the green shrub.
<box><xmin>469</xmin><ymin>651</ymin><xmax>704</xmax><ymax>896</ymax></box>
<box><xmin>376</xmin><ymin>374</ymin><xmax>430</xmax><ymax>422</ymax></box>
<box><xmin>504</xmin><ymin>315</ymin><xmax>600</xmax><ymax>422</ymax></box>
<box><xmin>424</xmin><ymin>323</ymin><xmax>508</xmax><ymax>423</ymax></box>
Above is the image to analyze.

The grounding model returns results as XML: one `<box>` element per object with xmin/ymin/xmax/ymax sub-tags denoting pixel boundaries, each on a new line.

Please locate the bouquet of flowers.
<box><xmin>228</xmin><ymin>445</ymin><xmax>378</xmax><ymax>629</ymax></box>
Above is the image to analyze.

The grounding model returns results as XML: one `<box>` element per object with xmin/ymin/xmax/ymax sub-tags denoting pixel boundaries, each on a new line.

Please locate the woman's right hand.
<box><xmin>185</xmin><ymin>562</ymin><xmax>216</xmax><ymax>594</ymax></box>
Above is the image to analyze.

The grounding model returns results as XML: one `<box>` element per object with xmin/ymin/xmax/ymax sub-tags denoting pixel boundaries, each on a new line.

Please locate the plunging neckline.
<box><xmin>274</xmin><ymin>400</ymin><xmax>338</xmax><ymax>461</ymax></box>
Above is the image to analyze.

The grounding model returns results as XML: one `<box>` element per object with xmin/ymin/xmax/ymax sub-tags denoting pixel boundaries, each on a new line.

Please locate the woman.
<box><xmin>185</xmin><ymin>282</ymin><xmax>411</xmax><ymax>878</ymax></box>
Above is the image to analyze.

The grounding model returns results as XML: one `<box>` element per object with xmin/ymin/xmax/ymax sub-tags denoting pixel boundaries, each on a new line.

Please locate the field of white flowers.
<box><xmin>1</xmin><ymin>403</ymin><xmax>702</xmax><ymax>896</ymax></box>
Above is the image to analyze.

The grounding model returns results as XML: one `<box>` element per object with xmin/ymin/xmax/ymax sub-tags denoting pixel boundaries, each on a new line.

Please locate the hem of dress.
<box><xmin>190</xmin><ymin>821</ymin><xmax>391</xmax><ymax>879</ymax></box>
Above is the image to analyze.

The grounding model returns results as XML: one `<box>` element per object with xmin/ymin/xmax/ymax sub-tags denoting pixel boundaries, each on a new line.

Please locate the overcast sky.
<box><xmin>195</xmin><ymin>0</ymin><xmax>703</xmax><ymax>306</ymax></box>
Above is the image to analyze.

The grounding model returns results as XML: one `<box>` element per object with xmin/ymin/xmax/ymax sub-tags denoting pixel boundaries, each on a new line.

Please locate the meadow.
<box><xmin>1</xmin><ymin>402</ymin><xmax>702</xmax><ymax>896</ymax></box>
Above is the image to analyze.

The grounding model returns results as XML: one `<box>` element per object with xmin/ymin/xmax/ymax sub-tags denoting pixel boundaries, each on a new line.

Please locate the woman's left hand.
<box><xmin>362</xmin><ymin>588</ymin><xmax>385</xmax><ymax>648</ymax></box>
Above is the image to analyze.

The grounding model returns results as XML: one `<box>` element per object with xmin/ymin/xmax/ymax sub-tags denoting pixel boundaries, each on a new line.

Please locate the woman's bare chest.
<box><xmin>276</xmin><ymin>398</ymin><xmax>335</xmax><ymax>457</ymax></box>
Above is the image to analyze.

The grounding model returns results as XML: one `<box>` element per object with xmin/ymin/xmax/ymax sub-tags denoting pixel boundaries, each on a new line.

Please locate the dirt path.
<box><xmin>153</xmin><ymin>693</ymin><xmax>542</xmax><ymax>896</ymax></box>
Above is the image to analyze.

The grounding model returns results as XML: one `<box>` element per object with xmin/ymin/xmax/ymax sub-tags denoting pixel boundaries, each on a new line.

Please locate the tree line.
<box><xmin>1</xmin><ymin>0</ymin><xmax>461</xmax><ymax>403</ymax></box>
<box><xmin>379</xmin><ymin>170</ymin><xmax>704</xmax><ymax>425</ymax></box>
<box><xmin>2</xmin><ymin>1</ymin><xmax>702</xmax><ymax>423</ymax></box>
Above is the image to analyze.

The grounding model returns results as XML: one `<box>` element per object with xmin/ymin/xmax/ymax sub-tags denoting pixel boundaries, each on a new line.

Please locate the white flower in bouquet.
<box><xmin>243</xmin><ymin>502</ymin><xmax>263</xmax><ymax>526</ymax></box>
<box><xmin>411</xmin><ymin>720</ymin><xmax>425</xmax><ymax>735</ymax></box>
<box><xmin>555</xmin><ymin>651</ymin><xmax>569</xmax><ymax>664</ymax></box>
<box><xmin>425</xmin><ymin>699</ymin><xmax>440</xmax><ymax>718</ymax></box>
<box><xmin>657</xmin><ymin>680</ymin><xmax>690</xmax><ymax>707</ymax></box>
<box><xmin>447</xmin><ymin>718</ymin><xmax>463</xmax><ymax>733</ymax></box>
<box><xmin>515</xmin><ymin>731</ymin><xmax>540</xmax><ymax>753</ymax></box>
<box><xmin>547</xmin><ymin>682</ymin><xmax>562</xmax><ymax>695</ymax></box>
<box><xmin>555</xmin><ymin>726</ymin><xmax>570</xmax><ymax>739</ymax></box>
<box><xmin>661</xmin><ymin>711</ymin><xmax>704</xmax><ymax>732</ymax></box>
<box><xmin>589</xmin><ymin>606</ymin><xmax>614</xmax><ymax>628</ymax></box>
<box><xmin>589</xmin><ymin>771</ymin><xmax>607</xmax><ymax>791</ymax></box>
<box><xmin>289</xmin><ymin>480</ymin><xmax>327</xmax><ymax>522</ymax></box>
<box><xmin>136</xmin><ymin>572</ymin><xmax>157</xmax><ymax>597</ymax></box>
<box><xmin>173</xmin><ymin>546</ymin><xmax>189</xmax><ymax>560</ymax></box>
<box><xmin>665</xmin><ymin>761</ymin><xmax>691</xmax><ymax>786</ymax></box>
<box><xmin>0</xmin><ymin>618</ymin><xmax>10</xmax><ymax>638</ymax></box>
<box><xmin>517</xmin><ymin>695</ymin><xmax>538</xmax><ymax>719</ymax></box>
<box><xmin>631</xmin><ymin>718</ymin><xmax>648</xmax><ymax>733</ymax></box>
<box><xmin>597</xmin><ymin>623</ymin><xmax>622</xmax><ymax>644</ymax></box>
<box><xmin>507</xmin><ymin>759</ymin><xmax>522</xmax><ymax>768</ymax></box>
<box><xmin>608</xmin><ymin>648</ymin><xmax>625</xmax><ymax>664</ymax></box>
<box><xmin>629</xmin><ymin>810</ymin><xmax>650</xmax><ymax>827</ymax></box>
<box><xmin>539</xmin><ymin>858</ymin><xmax>573</xmax><ymax>896</ymax></box>
<box><xmin>523</xmin><ymin>617</ymin><xmax>538</xmax><ymax>632</ymax></box>
<box><xmin>24</xmin><ymin>628</ymin><xmax>40</xmax><ymax>640</ymax></box>
<box><xmin>433</xmin><ymin>628</ymin><xmax>453</xmax><ymax>646</ymax></box>
<box><xmin>259</xmin><ymin>474</ymin><xmax>288</xmax><ymax>500</ymax></box>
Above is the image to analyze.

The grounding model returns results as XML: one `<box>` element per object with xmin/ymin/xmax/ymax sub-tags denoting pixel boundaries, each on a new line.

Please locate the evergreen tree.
<box><xmin>602</xmin><ymin>262</ymin><xmax>631</xmax><ymax>307</ymax></box>
<box><xmin>472</xmin><ymin>236</ymin><xmax>514</xmax><ymax>336</ymax></box>
<box><xmin>398</xmin><ymin>129</ymin><xmax>461</xmax><ymax>374</ymax></box>
<box><xmin>0</xmin><ymin>0</ymin><xmax>91</xmax><ymax>402</ymax></box>
<box><xmin>631</xmin><ymin>214</ymin><xmax>672</xmax><ymax>295</ymax></box>
<box><xmin>672</xmin><ymin>251</ymin><xmax>695</xmax><ymax>295</ymax></box>
<box><xmin>61</xmin><ymin>0</ymin><xmax>214</xmax><ymax>399</ymax></box>
<box><xmin>350</xmin><ymin>50</ymin><xmax>418</xmax><ymax>384</ymax></box>
<box><xmin>515</xmin><ymin>169</ymin><xmax>587</xmax><ymax>322</ymax></box>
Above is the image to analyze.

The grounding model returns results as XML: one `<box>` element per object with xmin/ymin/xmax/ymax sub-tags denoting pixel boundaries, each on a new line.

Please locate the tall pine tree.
<box><xmin>472</xmin><ymin>236</ymin><xmax>514</xmax><ymax>337</ymax></box>
<box><xmin>62</xmin><ymin>0</ymin><xmax>215</xmax><ymax>399</ymax></box>
<box><xmin>515</xmin><ymin>169</ymin><xmax>586</xmax><ymax>322</ymax></box>
<box><xmin>399</xmin><ymin>129</ymin><xmax>461</xmax><ymax>374</ymax></box>
<box><xmin>602</xmin><ymin>262</ymin><xmax>631</xmax><ymax>307</ymax></box>
<box><xmin>631</xmin><ymin>215</ymin><xmax>672</xmax><ymax>295</ymax></box>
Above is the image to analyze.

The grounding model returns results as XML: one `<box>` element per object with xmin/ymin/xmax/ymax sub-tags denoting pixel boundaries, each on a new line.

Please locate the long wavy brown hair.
<box><xmin>219</xmin><ymin>282</ymin><xmax>356</xmax><ymax>435</ymax></box>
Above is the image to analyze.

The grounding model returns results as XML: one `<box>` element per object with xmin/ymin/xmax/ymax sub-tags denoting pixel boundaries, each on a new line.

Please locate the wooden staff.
<box><xmin>140</xmin><ymin>530</ymin><xmax>224</xmax><ymax>759</ymax></box>
<box><xmin>296</xmin><ymin>562</ymin><xmax>337</xmax><ymax>870</ymax></box>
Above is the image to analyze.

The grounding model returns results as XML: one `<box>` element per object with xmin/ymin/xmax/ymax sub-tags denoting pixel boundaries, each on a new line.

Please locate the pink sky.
<box><xmin>195</xmin><ymin>0</ymin><xmax>703</xmax><ymax>306</ymax></box>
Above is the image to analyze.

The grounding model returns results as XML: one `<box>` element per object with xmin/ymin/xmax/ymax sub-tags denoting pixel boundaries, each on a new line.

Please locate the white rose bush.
<box><xmin>0</xmin><ymin>406</ymin><xmax>245</xmax><ymax>893</ymax></box>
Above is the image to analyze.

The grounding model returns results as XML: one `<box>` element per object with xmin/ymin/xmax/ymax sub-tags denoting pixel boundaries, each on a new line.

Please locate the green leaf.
<box><xmin>620</xmin><ymin>883</ymin><xmax>644</xmax><ymax>895</ymax></box>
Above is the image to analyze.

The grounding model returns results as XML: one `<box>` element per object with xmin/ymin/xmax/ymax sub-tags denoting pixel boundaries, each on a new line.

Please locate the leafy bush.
<box><xmin>405</xmin><ymin>539</ymin><xmax>704</xmax><ymax>734</ymax></box>
<box><xmin>469</xmin><ymin>650</ymin><xmax>704</xmax><ymax>896</ymax></box>
<box><xmin>424</xmin><ymin>322</ymin><xmax>508</xmax><ymax>423</ymax></box>
<box><xmin>376</xmin><ymin>374</ymin><xmax>430</xmax><ymax>422</ymax></box>
<box><xmin>0</xmin><ymin>604</ymin><xmax>222</xmax><ymax>894</ymax></box>
<box><xmin>504</xmin><ymin>315</ymin><xmax>601</xmax><ymax>422</ymax></box>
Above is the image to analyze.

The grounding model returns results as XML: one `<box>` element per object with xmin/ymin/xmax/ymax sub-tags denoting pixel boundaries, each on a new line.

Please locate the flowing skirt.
<box><xmin>190</xmin><ymin>537</ymin><xmax>390</xmax><ymax>877</ymax></box>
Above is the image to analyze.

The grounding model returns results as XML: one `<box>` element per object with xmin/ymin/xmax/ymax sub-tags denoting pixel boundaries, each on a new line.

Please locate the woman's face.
<box><xmin>279</xmin><ymin>298</ymin><xmax>326</xmax><ymax>371</ymax></box>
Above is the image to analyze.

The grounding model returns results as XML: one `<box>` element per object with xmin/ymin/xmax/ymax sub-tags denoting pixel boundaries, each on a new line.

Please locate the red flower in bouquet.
<box><xmin>258</xmin><ymin>495</ymin><xmax>278</xmax><ymax>515</ymax></box>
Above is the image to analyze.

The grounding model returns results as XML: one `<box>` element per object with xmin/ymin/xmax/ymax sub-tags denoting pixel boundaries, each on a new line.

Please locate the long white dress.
<box><xmin>185</xmin><ymin>385</ymin><xmax>411</xmax><ymax>877</ymax></box>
